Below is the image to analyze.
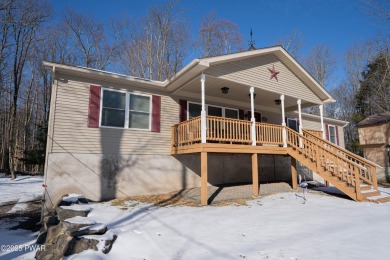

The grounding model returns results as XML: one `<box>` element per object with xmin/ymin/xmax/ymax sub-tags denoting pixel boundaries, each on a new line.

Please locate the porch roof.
<box><xmin>166</xmin><ymin>46</ymin><xmax>335</xmax><ymax>108</ymax></box>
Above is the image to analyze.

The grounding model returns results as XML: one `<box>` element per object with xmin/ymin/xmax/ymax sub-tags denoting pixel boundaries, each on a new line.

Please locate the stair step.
<box><xmin>373</xmin><ymin>196</ymin><xmax>390</xmax><ymax>203</ymax></box>
<box><xmin>360</xmin><ymin>184</ymin><xmax>372</xmax><ymax>191</ymax></box>
<box><xmin>361</xmin><ymin>190</ymin><xmax>381</xmax><ymax>199</ymax></box>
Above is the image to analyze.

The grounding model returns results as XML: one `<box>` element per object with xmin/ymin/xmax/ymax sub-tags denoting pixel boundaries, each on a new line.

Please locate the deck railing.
<box><xmin>206</xmin><ymin>116</ymin><xmax>252</xmax><ymax>143</ymax></box>
<box><xmin>255</xmin><ymin>122</ymin><xmax>284</xmax><ymax>145</ymax></box>
<box><xmin>171</xmin><ymin>116</ymin><xmax>284</xmax><ymax>146</ymax></box>
<box><xmin>171</xmin><ymin>116</ymin><xmax>201</xmax><ymax>146</ymax></box>
<box><xmin>303</xmin><ymin>129</ymin><xmax>323</xmax><ymax>139</ymax></box>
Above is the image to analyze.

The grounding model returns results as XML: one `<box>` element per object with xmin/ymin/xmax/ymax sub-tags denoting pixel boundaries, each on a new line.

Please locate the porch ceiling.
<box><xmin>173</xmin><ymin>74</ymin><xmax>318</xmax><ymax>111</ymax></box>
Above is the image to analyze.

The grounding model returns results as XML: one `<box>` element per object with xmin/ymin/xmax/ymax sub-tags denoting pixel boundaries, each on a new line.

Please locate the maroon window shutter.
<box><xmin>179</xmin><ymin>99</ymin><xmax>187</xmax><ymax>122</ymax></box>
<box><xmin>325</xmin><ymin>124</ymin><xmax>329</xmax><ymax>140</ymax></box>
<box><xmin>88</xmin><ymin>85</ymin><xmax>101</xmax><ymax>128</ymax></box>
<box><xmin>335</xmin><ymin>126</ymin><xmax>339</xmax><ymax>145</ymax></box>
<box><xmin>151</xmin><ymin>95</ymin><xmax>161</xmax><ymax>132</ymax></box>
<box><xmin>239</xmin><ymin>109</ymin><xmax>245</xmax><ymax>120</ymax></box>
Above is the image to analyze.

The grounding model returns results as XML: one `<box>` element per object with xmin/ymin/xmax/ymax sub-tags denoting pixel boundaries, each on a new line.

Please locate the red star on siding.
<box><xmin>268</xmin><ymin>65</ymin><xmax>279</xmax><ymax>81</ymax></box>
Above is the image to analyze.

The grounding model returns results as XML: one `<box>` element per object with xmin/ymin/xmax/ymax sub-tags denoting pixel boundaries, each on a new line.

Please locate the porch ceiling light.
<box><xmin>221</xmin><ymin>87</ymin><xmax>229</xmax><ymax>94</ymax></box>
<box><xmin>274</xmin><ymin>99</ymin><xmax>281</xmax><ymax>105</ymax></box>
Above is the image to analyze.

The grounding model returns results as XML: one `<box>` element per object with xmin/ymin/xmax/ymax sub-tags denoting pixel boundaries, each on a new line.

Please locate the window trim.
<box><xmin>99</xmin><ymin>87</ymin><xmax>152</xmax><ymax>131</ymax></box>
<box><xmin>328</xmin><ymin>124</ymin><xmax>337</xmax><ymax>144</ymax></box>
<box><xmin>187</xmin><ymin>101</ymin><xmax>239</xmax><ymax>120</ymax></box>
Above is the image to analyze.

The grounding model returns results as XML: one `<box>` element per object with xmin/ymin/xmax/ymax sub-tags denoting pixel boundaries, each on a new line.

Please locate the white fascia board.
<box><xmin>42</xmin><ymin>61</ymin><xmax>167</xmax><ymax>88</ymax></box>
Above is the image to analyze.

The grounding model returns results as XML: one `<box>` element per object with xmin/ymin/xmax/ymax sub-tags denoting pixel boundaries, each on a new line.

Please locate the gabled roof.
<box><xmin>357</xmin><ymin>112</ymin><xmax>390</xmax><ymax>127</ymax></box>
<box><xmin>166</xmin><ymin>45</ymin><xmax>335</xmax><ymax>103</ymax></box>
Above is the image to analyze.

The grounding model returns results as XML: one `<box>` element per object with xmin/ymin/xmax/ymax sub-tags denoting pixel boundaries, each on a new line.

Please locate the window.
<box><xmin>101</xmin><ymin>89</ymin><xmax>151</xmax><ymax>130</ymax></box>
<box><xmin>208</xmin><ymin>106</ymin><xmax>222</xmax><ymax>117</ymax></box>
<box><xmin>188</xmin><ymin>103</ymin><xmax>201</xmax><ymax>119</ymax></box>
<box><xmin>225</xmin><ymin>109</ymin><xmax>238</xmax><ymax>119</ymax></box>
<box><xmin>101</xmin><ymin>90</ymin><xmax>126</xmax><ymax>127</ymax></box>
<box><xmin>287</xmin><ymin>118</ymin><xmax>298</xmax><ymax>132</ymax></box>
<box><xmin>187</xmin><ymin>102</ymin><xmax>238</xmax><ymax>119</ymax></box>
<box><xmin>128</xmin><ymin>94</ymin><xmax>150</xmax><ymax>129</ymax></box>
<box><xmin>328</xmin><ymin>125</ymin><xmax>337</xmax><ymax>144</ymax></box>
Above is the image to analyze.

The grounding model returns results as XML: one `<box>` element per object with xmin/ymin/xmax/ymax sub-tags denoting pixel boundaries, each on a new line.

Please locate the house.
<box><xmin>42</xmin><ymin>46</ymin><xmax>386</xmax><ymax>212</ymax></box>
<box><xmin>357</xmin><ymin>113</ymin><xmax>390</xmax><ymax>168</ymax></box>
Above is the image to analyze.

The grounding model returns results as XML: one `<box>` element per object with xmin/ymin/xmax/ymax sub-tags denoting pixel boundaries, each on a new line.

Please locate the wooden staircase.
<box><xmin>286</xmin><ymin>128</ymin><xmax>390</xmax><ymax>203</ymax></box>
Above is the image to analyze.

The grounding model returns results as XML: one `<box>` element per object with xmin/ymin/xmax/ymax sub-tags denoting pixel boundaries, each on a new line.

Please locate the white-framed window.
<box><xmin>187</xmin><ymin>101</ymin><xmax>238</xmax><ymax>120</ymax></box>
<box><xmin>328</xmin><ymin>125</ymin><xmax>337</xmax><ymax>144</ymax></box>
<box><xmin>100</xmin><ymin>88</ymin><xmax>151</xmax><ymax>130</ymax></box>
<box><xmin>287</xmin><ymin>118</ymin><xmax>298</xmax><ymax>132</ymax></box>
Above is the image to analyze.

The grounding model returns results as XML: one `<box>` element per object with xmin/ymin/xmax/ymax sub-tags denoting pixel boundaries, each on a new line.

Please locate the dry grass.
<box><xmin>110</xmin><ymin>191</ymin><xmax>251</xmax><ymax>208</ymax></box>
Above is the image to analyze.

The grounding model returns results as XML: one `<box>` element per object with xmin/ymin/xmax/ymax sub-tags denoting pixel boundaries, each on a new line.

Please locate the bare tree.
<box><xmin>119</xmin><ymin>0</ymin><xmax>189</xmax><ymax>80</ymax></box>
<box><xmin>3</xmin><ymin>0</ymin><xmax>50</xmax><ymax>178</ymax></box>
<box><xmin>63</xmin><ymin>9</ymin><xmax>121</xmax><ymax>70</ymax></box>
<box><xmin>276</xmin><ymin>30</ymin><xmax>303</xmax><ymax>59</ymax></box>
<box><xmin>362</xmin><ymin>0</ymin><xmax>390</xmax><ymax>23</ymax></box>
<box><xmin>197</xmin><ymin>11</ymin><xmax>243</xmax><ymax>57</ymax></box>
<box><xmin>303</xmin><ymin>45</ymin><xmax>336</xmax><ymax>88</ymax></box>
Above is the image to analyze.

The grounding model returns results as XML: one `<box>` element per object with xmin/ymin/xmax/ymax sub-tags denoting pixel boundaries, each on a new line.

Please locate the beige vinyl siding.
<box><xmin>51</xmin><ymin>74</ymin><xmax>179</xmax><ymax>155</ymax></box>
<box><xmin>205</xmin><ymin>54</ymin><xmax>322</xmax><ymax>104</ymax></box>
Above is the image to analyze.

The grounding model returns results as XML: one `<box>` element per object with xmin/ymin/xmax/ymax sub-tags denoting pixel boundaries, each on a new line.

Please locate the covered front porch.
<box><xmin>167</xmin><ymin>48</ymin><xmax>381</xmax><ymax>205</ymax></box>
<box><xmin>170</xmin><ymin>70</ymin><xmax>328</xmax><ymax>205</ymax></box>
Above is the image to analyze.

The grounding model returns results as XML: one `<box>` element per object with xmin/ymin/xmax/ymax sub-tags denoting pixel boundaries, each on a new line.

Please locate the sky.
<box><xmin>50</xmin><ymin>0</ymin><xmax>387</xmax><ymax>88</ymax></box>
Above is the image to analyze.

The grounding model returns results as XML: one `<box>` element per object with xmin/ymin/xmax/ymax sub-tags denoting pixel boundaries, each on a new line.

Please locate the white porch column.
<box><xmin>250</xmin><ymin>87</ymin><xmax>256</xmax><ymax>146</ymax></box>
<box><xmin>319</xmin><ymin>104</ymin><xmax>325</xmax><ymax>139</ymax></box>
<box><xmin>297</xmin><ymin>99</ymin><xmax>303</xmax><ymax>135</ymax></box>
<box><xmin>281</xmin><ymin>95</ymin><xmax>287</xmax><ymax>147</ymax></box>
<box><xmin>201</xmin><ymin>73</ymin><xmax>206</xmax><ymax>143</ymax></box>
<box><xmin>297</xmin><ymin>99</ymin><xmax>303</xmax><ymax>148</ymax></box>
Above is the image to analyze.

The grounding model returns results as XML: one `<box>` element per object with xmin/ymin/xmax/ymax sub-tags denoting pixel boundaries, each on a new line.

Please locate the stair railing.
<box><xmin>302</xmin><ymin>129</ymin><xmax>378</xmax><ymax>190</ymax></box>
<box><xmin>286</xmin><ymin>127</ymin><xmax>372</xmax><ymax>200</ymax></box>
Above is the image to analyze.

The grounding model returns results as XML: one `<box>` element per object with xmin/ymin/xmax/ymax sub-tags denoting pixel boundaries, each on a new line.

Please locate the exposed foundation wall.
<box><xmin>45</xmin><ymin>153</ymin><xmax>200</xmax><ymax>211</ymax></box>
<box><xmin>45</xmin><ymin>152</ymin><xmax>295</xmax><ymax>211</ymax></box>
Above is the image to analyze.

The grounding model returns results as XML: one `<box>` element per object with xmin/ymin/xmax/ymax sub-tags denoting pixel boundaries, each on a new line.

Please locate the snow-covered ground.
<box><xmin>0</xmin><ymin>218</ymin><xmax>40</xmax><ymax>260</ymax></box>
<box><xmin>0</xmin><ymin>174</ymin><xmax>44</xmax><ymax>260</ymax></box>
<box><xmin>0</xmin><ymin>174</ymin><xmax>43</xmax><ymax>209</ymax></box>
<box><xmin>1</xmin><ymin>187</ymin><xmax>390</xmax><ymax>260</ymax></box>
<box><xmin>72</xmin><ymin>190</ymin><xmax>389</xmax><ymax>260</ymax></box>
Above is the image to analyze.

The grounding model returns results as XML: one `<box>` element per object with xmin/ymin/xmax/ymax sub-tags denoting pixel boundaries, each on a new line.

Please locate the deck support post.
<box><xmin>297</xmin><ymin>99</ymin><xmax>303</xmax><ymax>148</ymax></box>
<box><xmin>319</xmin><ymin>104</ymin><xmax>325</xmax><ymax>139</ymax></box>
<box><xmin>281</xmin><ymin>95</ymin><xmax>287</xmax><ymax>147</ymax></box>
<box><xmin>252</xmin><ymin>153</ymin><xmax>259</xmax><ymax>196</ymax></box>
<box><xmin>250</xmin><ymin>87</ymin><xmax>256</xmax><ymax>146</ymax></box>
<box><xmin>201</xmin><ymin>151</ymin><xmax>208</xmax><ymax>205</ymax></box>
<box><xmin>201</xmin><ymin>73</ymin><xmax>206</xmax><ymax>143</ymax></box>
<box><xmin>291</xmin><ymin>157</ymin><xmax>298</xmax><ymax>190</ymax></box>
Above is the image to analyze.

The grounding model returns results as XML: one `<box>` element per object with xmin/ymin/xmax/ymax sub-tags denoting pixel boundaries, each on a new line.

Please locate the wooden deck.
<box><xmin>171</xmin><ymin>116</ymin><xmax>384</xmax><ymax>205</ymax></box>
<box><xmin>171</xmin><ymin>143</ymin><xmax>288</xmax><ymax>155</ymax></box>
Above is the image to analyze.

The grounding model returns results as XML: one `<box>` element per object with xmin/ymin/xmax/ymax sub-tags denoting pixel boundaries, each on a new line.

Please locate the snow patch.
<box><xmin>65</xmin><ymin>216</ymin><xmax>96</xmax><ymax>225</ymax></box>
<box><xmin>0</xmin><ymin>175</ymin><xmax>43</xmax><ymax>205</ymax></box>
<box><xmin>60</xmin><ymin>205</ymin><xmax>91</xmax><ymax>211</ymax></box>
<box><xmin>62</xmin><ymin>194</ymin><xmax>86</xmax><ymax>203</ymax></box>
<box><xmin>6</xmin><ymin>202</ymin><xmax>28</xmax><ymax>214</ymax></box>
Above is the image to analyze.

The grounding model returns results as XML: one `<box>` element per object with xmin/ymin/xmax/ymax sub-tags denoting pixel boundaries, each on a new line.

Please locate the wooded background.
<box><xmin>0</xmin><ymin>0</ymin><xmax>389</xmax><ymax>178</ymax></box>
